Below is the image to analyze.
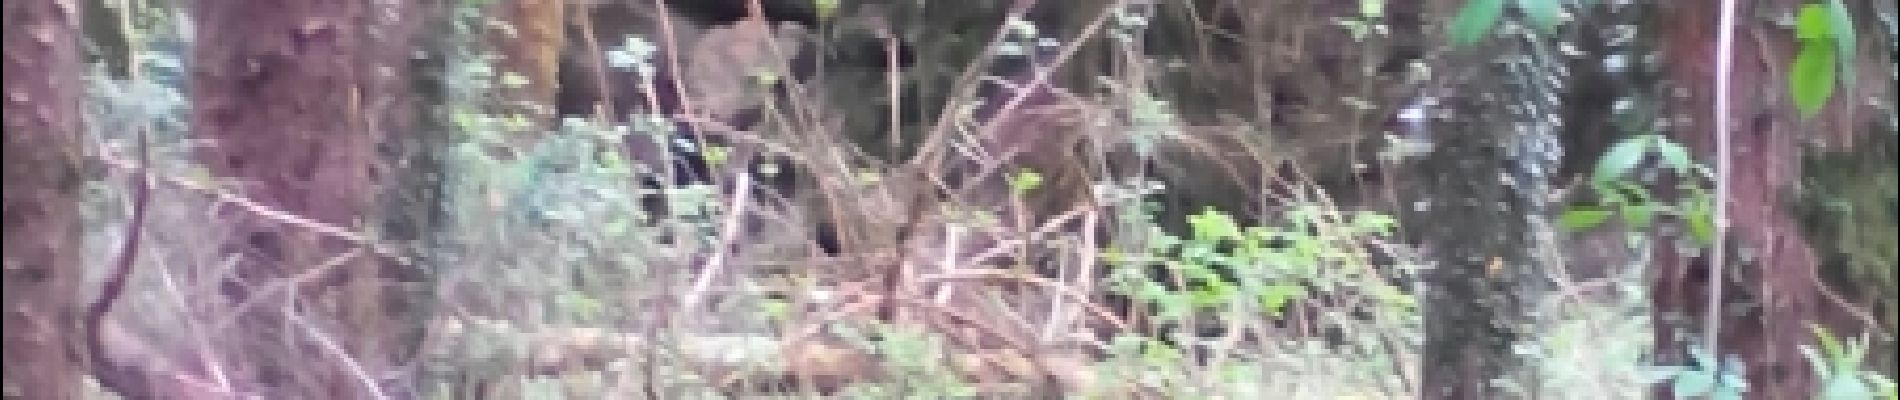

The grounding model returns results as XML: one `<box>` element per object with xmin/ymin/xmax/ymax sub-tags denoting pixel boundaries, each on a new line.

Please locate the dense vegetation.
<box><xmin>3</xmin><ymin>0</ymin><xmax>1894</xmax><ymax>399</ymax></box>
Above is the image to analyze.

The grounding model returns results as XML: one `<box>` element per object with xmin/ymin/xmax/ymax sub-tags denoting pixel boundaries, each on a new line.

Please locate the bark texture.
<box><xmin>2</xmin><ymin>0</ymin><xmax>89</xmax><ymax>398</ymax></box>
<box><xmin>190</xmin><ymin>0</ymin><xmax>424</xmax><ymax>397</ymax></box>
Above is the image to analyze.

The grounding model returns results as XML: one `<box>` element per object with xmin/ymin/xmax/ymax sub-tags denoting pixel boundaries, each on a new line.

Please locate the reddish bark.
<box><xmin>1653</xmin><ymin>1</ymin><xmax>1888</xmax><ymax>398</ymax></box>
<box><xmin>2</xmin><ymin>0</ymin><xmax>89</xmax><ymax>398</ymax></box>
<box><xmin>189</xmin><ymin>0</ymin><xmax>422</xmax><ymax>397</ymax></box>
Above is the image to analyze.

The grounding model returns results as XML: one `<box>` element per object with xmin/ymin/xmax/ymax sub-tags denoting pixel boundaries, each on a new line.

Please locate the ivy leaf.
<box><xmin>1449</xmin><ymin>0</ymin><xmax>1505</xmax><ymax>46</ymax></box>
<box><xmin>1827</xmin><ymin>0</ymin><xmax>1857</xmax><ymax>85</ymax></box>
<box><xmin>1791</xmin><ymin>43</ymin><xmax>1839</xmax><ymax>118</ymax></box>
<box><xmin>1594</xmin><ymin>135</ymin><xmax>1652</xmax><ymax>183</ymax></box>
<box><xmin>1559</xmin><ymin>207</ymin><xmax>1614</xmax><ymax>231</ymax></box>
<box><xmin>1515</xmin><ymin>0</ymin><xmax>1561</xmax><ymax>31</ymax></box>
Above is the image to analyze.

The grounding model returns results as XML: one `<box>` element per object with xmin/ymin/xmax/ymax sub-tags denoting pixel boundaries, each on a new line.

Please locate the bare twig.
<box><xmin>86</xmin><ymin>129</ymin><xmax>160</xmax><ymax>399</ymax></box>
<box><xmin>91</xmin><ymin>144</ymin><xmax>412</xmax><ymax>266</ymax></box>
<box><xmin>919</xmin><ymin>269</ymin><xmax>1129</xmax><ymax>333</ymax></box>
<box><xmin>287</xmin><ymin>313</ymin><xmax>390</xmax><ymax>400</ymax></box>
<box><xmin>681</xmin><ymin>172</ymin><xmax>755</xmax><ymax>312</ymax></box>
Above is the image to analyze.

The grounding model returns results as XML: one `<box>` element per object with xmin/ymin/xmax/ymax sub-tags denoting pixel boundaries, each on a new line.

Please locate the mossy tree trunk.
<box><xmin>1407</xmin><ymin>106</ymin><xmax>1542</xmax><ymax>399</ymax></box>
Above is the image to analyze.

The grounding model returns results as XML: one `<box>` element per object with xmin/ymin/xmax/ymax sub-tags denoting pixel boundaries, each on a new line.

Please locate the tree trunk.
<box><xmin>489</xmin><ymin>0</ymin><xmax>564</xmax><ymax>132</ymax></box>
<box><xmin>189</xmin><ymin>0</ymin><xmax>424</xmax><ymax>397</ymax></box>
<box><xmin>2</xmin><ymin>0</ymin><xmax>89</xmax><ymax>398</ymax></box>
<box><xmin>1408</xmin><ymin>112</ymin><xmax>1541</xmax><ymax>399</ymax></box>
<box><xmin>1406</xmin><ymin>8</ymin><xmax>1550</xmax><ymax>397</ymax></box>
<box><xmin>1651</xmin><ymin>2</ymin><xmax>1882</xmax><ymax>397</ymax></box>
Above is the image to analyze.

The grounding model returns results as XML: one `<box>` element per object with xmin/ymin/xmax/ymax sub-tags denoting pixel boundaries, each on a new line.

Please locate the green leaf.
<box><xmin>1791</xmin><ymin>43</ymin><xmax>1839</xmax><ymax>118</ymax></box>
<box><xmin>1821</xmin><ymin>376</ymin><xmax>1875</xmax><ymax>400</ymax></box>
<box><xmin>1560</xmin><ymin>207</ymin><xmax>1615</xmax><ymax>231</ymax></box>
<box><xmin>1188</xmin><ymin>208</ymin><xmax>1242</xmax><ymax>240</ymax></box>
<box><xmin>812</xmin><ymin>0</ymin><xmax>840</xmax><ymax>21</ymax></box>
<box><xmin>1449</xmin><ymin>0</ymin><xmax>1505</xmax><ymax>46</ymax></box>
<box><xmin>1813</xmin><ymin>324</ymin><xmax>1847</xmax><ymax>360</ymax></box>
<box><xmin>1360</xmin><ymin>0</ymin><xmax>1385</xmax><ymax>19</ymax></box>
<box><xmin>1686</xmin><ymin>205</ymin><xmax>1718</xmax><ymax>246</ymax></box>
<box><xmin>1622</xmin><ymin>204</ymin><xmax>1656</xmax><ymax>230</ymax></box>
<box><xmin>1258</xmin><ymin>284</ymin><xmax>1304</xmax><ymax>316</ymax></box>
<box><xmin>1595</xmin><ymin>135</ymin><xmax>1652</xmax><ymax>182</ymax></box>
<box><xmin>1827</xmin><ymin>0</ymin><xmax>1857</xmax><ymax>85</ymax></box>
<box><xmin>1653</xmin><ymin>137</ymin><xmax>1696</xmax><ymax>173</ymax></box>
<box><xmin>1798</xmin><ymin>4</ymin><xmax>1833</xmax><ymax>41</ymax></box>
<box><xmin>1515</xmin><ymin>0</ymin><xmax>1561</xmax><ymax>31</ymax></box>
<box><xmin>1009</xmin><ymin>169</ymin><xmax>1044</xmax><ymax>193</ymax></box>
<box><xmin>1674</xmin><ymin>371</ymin><xmax>1718</xmax><ymax>396</ymax></box>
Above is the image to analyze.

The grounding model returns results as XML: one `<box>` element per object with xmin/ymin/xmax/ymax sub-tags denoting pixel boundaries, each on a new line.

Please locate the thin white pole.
<box><xmin>1706</xmin><ymin>0</ymin><xmax>1738</xmax><ymax>360</ymax></box>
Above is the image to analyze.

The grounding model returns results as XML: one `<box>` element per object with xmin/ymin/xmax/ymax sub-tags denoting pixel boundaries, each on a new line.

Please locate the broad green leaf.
<box><xmin>1654</xmin><ymin>138</ymin><xmax>1696</xmax><ymax>173</ymax></box>
<box><xmin>1449</xmin><ymin>0</ymin><xmax>1505</xmax><ymax>46</ymax></box>
<box><xmin>1595</xmin><ymin>135</ymin><xmax>1652</xmax><ymax>182</ymax></box>
<box><xmin>1798</xmin><ymin>4</ymin><xmax>1833</xmax><ymax>41</ymax></box>
<box><xmin>1515</xmin><ymin>0</ymin><xmax>1561</xmax><ymax>31</ymax></box>
<box><xmin>1791</xmin><ymin>44</ymin><xmax>1839</xmax><ymax>118</ymax></box>
<box><xmin>1674</xmin><ymin>371</ymin><xmax>1717</xmax><ymax>396</ymax></box>
<box><xmin>1821</xmin><ymin>376</ymin><xmax>1875</xmax><ymax>400</ymax></box>
<box><xmin>1827</xmin><ymin>0</ymin><xmax>1857</xmax><ymax>85</ymax></box>
<box><xmin>1559</xmin><ymin>207</ymin><xmax>1615</xmax><ymax>231</ymax></box>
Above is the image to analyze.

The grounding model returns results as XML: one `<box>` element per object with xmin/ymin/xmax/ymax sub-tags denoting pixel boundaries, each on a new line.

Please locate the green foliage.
<box><xmin>1792</xmin><ymin>40</ymin><xmax>1840</xmax><ymax>117</ymax></box>
<box><xmin>1789</xmin><ymin>1</ymin><xmax>1859</xmax><ymax>118</ymax></box>
<box><xmin>1563</xmin><ymin>135</ymin><xmax>1717</xmax><ymax>245</ymax></box>
<box><xmin>1514</xmin><ymin>0</ymin><xmax>1561</xmax><ymax>32</ymax></box>
<box><xmin>1448</xmin><ymin>0</ymin><xmax>1562</xmax><ymax>46</ymax></box>
<box><xmin>1646</xmin><ymin>344</ymin><xmax>1749</xmax><ymax>400</ymax></box>
<box><xmin>1009</xmin><ymin>168</ymin><xmax>1044</xmax><ymax>194</ymax></box>
<box><xmin>834</xmin><ymin>324</ymin><xmax>980</xmax><ymax>399</ymax></box>
<box><xmin>1108</xmin><ymin>206</ymin><xmax>1408</xmax><ymax>325</ymax></box>
<box><xmin>1449</xmin><ymin>0</ymin><xmax>1505</xmax><ymax>46</ymax></box>
<box><xmin>1802</xmin><ymin>325</ymin><xmax>1900</xmax><ymax>400</ymax></box>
